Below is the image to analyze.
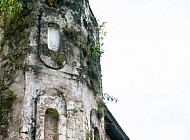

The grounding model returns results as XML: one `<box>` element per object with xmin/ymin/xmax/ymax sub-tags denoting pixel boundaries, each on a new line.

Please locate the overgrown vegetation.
<box><xmin>86</xmin><ymin>131</ymin><xmax>93</xmax><ymax>140</ymax></box>
<box><xmin>87</xmin><ymin>22</ymin><xmax>107</xmax><ymax>95</ymax></box>
<box><xmin>0</xmin><ymin>82</ymin><xmax>17</xmax><ymax>136</ymax></box>
<box><xmin>97</xmin><ymin>106</ymin><xmax>105</xmax><ymax>119</ymax></box>
<box><xmin>0</xmin><ymin>0</ymin><xmax>33</xmax><ymax>137</ymax></box>
<box><xmin>0</xmin><ymin>0</ymin><xmax>32</xmax><ymax>43</ymax></box>
<box><xmin>94</xmin><ymin>127</ymin><xmax>100</xmax><ymax>140</ymax></box>
<box><xmin>46</xmin><ymin>108</ymin><xmax>59</xmax><ymax>117</ymax></box>
<box><xmin>0</xmin><ymin>1</ymin><xmax>115</xmax><ymax>137</ymax></box>
<box><xmin>103</xmin><ymin>93</ymin><xmax>118</xmax><ymax>103</ymax></box>
<box><xmin>63</xmin><ymin>26</ymin><xmax>86</xmax><ymax>47</ymax></box>
<box><xmin>50</xmin><ymin>50</ymin><xmax>66</xmax><ymax>67</ymax></box>
<box><xmin>92</xmin><ymin>22</ymin><xmax>107</xmax><ymax>59</ymax></box>
<box><xmin>86</xmin><ymin>128</ymin><xmax>100</xmax><ymax>140</ymax></box>
<box><xmin>0</xmin><ymin>0</ymin><xmax>23</xmax><ymax>33</ymax></box>
<box><xmin>62</xmin><ymin>22</ymin><xmax>107</xmax><ymax>95</ymax></box>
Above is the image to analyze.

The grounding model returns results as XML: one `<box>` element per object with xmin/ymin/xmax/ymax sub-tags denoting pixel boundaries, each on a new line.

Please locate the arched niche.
<box><xmin>36</xmin><ymin>89</ymin><xmax>66</xmax><ymax>140</ymax></box>
<box><xmin>94</xmin><ymin>127</ymin><xmax>100</xmax><ymax>140</ymax></box>
<box><xmin>44</xmin><ymin>108</ymin><xmax>59</xmax><ymax>140</ymax></box>
<box><xmin>48</xmin><ymin>23</ymin><xmax>60</xmax><ymax>51</ymax></box>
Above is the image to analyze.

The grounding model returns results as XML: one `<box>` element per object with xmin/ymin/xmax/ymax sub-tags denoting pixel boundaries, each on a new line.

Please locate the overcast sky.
<box><xmin>89</xmin><ymin>0</ymin><xmax>190</xmax><ymax>140</ymax></box>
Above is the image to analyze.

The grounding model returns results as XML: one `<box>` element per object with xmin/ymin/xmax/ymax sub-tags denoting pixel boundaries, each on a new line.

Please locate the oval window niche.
<box><xmin>48</xmin><ymin>23</ymin><xmax>60</xmax><ymax>52</ymax></box>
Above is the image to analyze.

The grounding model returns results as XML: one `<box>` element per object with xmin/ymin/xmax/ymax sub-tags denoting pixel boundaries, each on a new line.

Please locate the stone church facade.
<box><xmin>0</xmin><ymin>0</ymin><xmax>130</xmax><ymax>140</ymax></box>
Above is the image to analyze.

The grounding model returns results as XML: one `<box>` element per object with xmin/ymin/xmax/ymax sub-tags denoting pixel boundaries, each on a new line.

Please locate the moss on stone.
<box><xmin>0</xmin><ymin>85</ymin><xmax>17</xmax><ymax>136</ymax></box>
<box><xmin>86</xmin><ymin>131</ymin><xmax>93</xmax><ymax>140</ymax></box>
<box><xmin>50</xmin><ymin>50</ymin><xmax>66</xmax><ymax>67</ymax></box>
<box><xmin>46</xmin><ymin>108</ymin><xmax>59</xmax><ymax>117</ymax></box>
<box><xmin>97</xmin><ymin>106</ymin><xmax>105</xmax><ymax>120</ymax></box>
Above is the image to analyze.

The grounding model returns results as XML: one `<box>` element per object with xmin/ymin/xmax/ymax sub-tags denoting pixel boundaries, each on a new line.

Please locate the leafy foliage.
<box><xmin>86</xmin><ymin>131</ymin><xmax>93</xmax><ymax>140</ymax></box>
<box><xmin>0</xmin><ymin>0</ymin><xmax>23</xmax><ymax>36</ymax></box>
<box><xmin>91</xmin><ymin>22</ymin><xmax>107</xmax><ymax>59</ymax></box>
<box><xmin>103</xmin><ymin>93</ymin><xmax>118</xmax><ymax>103</ymax></box>
<box><xmin>50</xmin><ymin>51</ymin><xmax>66</xmax><ymax>67</ymax></box>
<box><xmin>0</xmin><ymin>0</ymin><xmax>32</xmax><ymax>137</ymax></box>
<box><xmin>97</xmin><ymin>106</ymin><xmax>105</xmax><ymax>119</ymax></box>
<box><xmin>0</xmin><ymin>85</ymin><xmax>17</xmax><ymax>136</ymax></box>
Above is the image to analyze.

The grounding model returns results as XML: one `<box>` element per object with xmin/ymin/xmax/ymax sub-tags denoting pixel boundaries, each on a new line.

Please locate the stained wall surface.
<box><xmin>0</xmin><ymin>0</ymin><xmax>105</xmax><ymax>140</ymax></box>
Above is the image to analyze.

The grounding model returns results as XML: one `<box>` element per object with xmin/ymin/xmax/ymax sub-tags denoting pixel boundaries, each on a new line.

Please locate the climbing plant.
<box><xmin>86</xmin><ymin>22</ymin><xmax>107</xmax><ymax>95</ymax></box>
<box><xmin>91</xmin><ymin>22</ymin><xmax>107</xmax><ymax>59</ymax></box>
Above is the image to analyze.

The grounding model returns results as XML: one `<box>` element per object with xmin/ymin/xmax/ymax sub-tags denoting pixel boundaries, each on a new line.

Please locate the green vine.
<box><xmin>88</xmin><ymin>22</ymin><xmax>107</xmax><ymax>94</ymax></box>
<box><xmin>91</xmin><ymin>22</ymin><xmax>107</xmax><ymax>59</ymax></box>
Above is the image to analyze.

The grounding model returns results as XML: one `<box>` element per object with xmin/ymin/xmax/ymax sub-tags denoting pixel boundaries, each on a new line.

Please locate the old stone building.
<box><xmin>0</xmin><ymin>0</ymin><xmax>130</xmax><ymax>140</ymax></box>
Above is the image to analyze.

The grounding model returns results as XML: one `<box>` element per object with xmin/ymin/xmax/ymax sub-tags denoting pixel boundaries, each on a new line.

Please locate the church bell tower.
<box><xmin>0</xmin><ymin>0</ymin><xmax>105</xmax><ymax>140</ymax></box>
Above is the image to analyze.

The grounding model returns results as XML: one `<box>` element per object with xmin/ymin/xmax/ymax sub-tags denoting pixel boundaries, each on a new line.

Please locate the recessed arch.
<box><xmin>36</xmin><ymin>89</ymin><xmax>67</xmax><ymax>139</ymax></box>
<box><xmin>94</xmin><ymin>127</ymin><xmax>100</xmax><ymax>140</ymax></box>
<box><xmin>44</xmin><ymin>108</ymin><xmax>59</xmax><ymax>140</ymax></box>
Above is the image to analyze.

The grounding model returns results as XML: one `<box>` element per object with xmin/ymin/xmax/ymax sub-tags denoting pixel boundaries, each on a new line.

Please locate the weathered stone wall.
<box><xmin>1</xmin><ymin>0</ymin><xmax>105</xmax><ymax>140</ymax></box>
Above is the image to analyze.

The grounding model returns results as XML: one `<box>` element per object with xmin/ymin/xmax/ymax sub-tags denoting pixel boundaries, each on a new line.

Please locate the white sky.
<box><xmin>89</xmin><ymin>0</ymin><xmax>190</xmax><ymax>140</ymax></box>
